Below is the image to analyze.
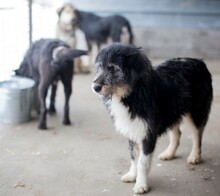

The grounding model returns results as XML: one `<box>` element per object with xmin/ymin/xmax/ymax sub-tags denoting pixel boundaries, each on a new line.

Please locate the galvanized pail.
<box><xmin>0</xmin><ymin>76</ymin><xmax>35</xmax><ymax>124</ymax></box>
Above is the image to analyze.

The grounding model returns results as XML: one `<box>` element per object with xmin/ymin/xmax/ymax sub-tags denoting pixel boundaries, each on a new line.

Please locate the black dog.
<box><xmin>92</xmin><ymin>43</ymin><xmax>213</xmax><ymax>194</ymax></box>
<box><xmin>75</xmin><ymin>11</ymin><xmax>133</xmax><ymax>48</ymax></box>
<box><xmin>16</xmin><ymin>39</ymin><xmax>87</xmax><ymax>129</ymax></box>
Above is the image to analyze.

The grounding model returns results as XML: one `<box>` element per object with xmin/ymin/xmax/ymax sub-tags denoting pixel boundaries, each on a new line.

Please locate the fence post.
<box><xmin>28</xmin><ymin>0</ymin><xmax>32</xmax><ymax>45</ymax></box>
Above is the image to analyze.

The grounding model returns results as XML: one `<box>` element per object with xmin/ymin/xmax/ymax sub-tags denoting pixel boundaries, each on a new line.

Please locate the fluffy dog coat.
<box><xmin>92</xmin><ymin>43</ymin><xmax>213</xmax><ymax>194</ymax></box>
<box><xmin>16</xmin><ymin>39</ymin><xmax>87</xmax><ymax>129</ymax></box>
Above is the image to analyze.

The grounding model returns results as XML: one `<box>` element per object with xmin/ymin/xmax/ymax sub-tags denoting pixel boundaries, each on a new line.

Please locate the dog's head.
<box><xmin>92</xmin><ymin>43</ymin><xmax>151</xmax><ymax>98</ymax></box>
<box><xmin>57</xmin><ymin>3</ymin><xmax>78</xmax><ymax>30</ymax></box>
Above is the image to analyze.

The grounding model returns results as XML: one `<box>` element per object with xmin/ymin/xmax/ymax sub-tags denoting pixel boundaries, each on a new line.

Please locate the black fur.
<box><xmin>16</xmin><ymin>39</ymin><xmax>87</xmax><ymax>129</ymax></box>
<box><xmin>93</xmin><ymin>43</ymin><xmax>213</xmax><ymax>192</ymax></box>
<box><xmin>76</xmin><ymin>11</ymin><xmax>133</xmax><ymax>49</ymax></box>
<box><xmin>94</xmin><ymin>44</ymin><xmax>212</xmax><ymax>138</ymax></box>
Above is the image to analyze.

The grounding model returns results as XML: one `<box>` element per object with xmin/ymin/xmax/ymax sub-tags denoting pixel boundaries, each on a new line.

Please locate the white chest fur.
<box><xmin>109</xmin><ymin>96</ymin><xmax>148</xmax><ymax>143</ymax></box>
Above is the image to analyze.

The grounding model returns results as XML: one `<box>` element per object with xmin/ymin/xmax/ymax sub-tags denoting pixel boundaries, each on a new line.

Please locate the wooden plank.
<box><xmin>70</xmin><ymin>0</ymin><xmax>220</xmax><ymax>15</ymax></box>
<box><xmin>69</xmin><ymin>0</ymin><xmax>220</xmax><ymax>28</ymax></box>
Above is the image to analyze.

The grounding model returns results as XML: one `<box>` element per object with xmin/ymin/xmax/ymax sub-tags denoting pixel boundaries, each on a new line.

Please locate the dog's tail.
<box><xmin>110</xmin><ymin>16</ymin><xmax>133</xmax><ymax>44</ymax></box>
<box><xmin>120</xmin><ymin>23</ymin><xmax>133</xmax><ymax>44</ymax></box>
<box><xmin>66</xmin><ymin>49</ymin><xmax>88</xmax><ymax>58</ymax></box>
<box><xmin>53</xmin><ymin>46</ymin><xmax>87</xmax><ymax>62</ymax></box>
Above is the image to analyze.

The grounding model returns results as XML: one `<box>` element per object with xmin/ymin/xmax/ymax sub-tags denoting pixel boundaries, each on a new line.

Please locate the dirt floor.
<box><xmin>0</xmin><ymin>61</ymin><xmax>219</xmax><ymax>196</ymax></box>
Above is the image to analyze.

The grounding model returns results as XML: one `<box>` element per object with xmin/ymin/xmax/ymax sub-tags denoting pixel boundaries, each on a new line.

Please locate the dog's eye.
<box><xmin>108</xmin><ymin>65</ymin><xmax>119</xmax><ymax>73</ymax></box>
<box><xmin>95</xmin><ymin>63</ymin><xmax>101</xmax><ymax>69</ymax></box>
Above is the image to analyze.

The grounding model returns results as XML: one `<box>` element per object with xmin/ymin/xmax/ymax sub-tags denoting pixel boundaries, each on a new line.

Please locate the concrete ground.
<box><xmin>0</xmin><ymin>60</ymin><xmax>220</xmax><ymax>196</ymax></box>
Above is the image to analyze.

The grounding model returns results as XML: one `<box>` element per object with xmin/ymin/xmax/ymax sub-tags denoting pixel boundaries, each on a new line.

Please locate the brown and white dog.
<box><xmin>56</xmin><ymin>3</ymin><xmax>90</xmax><ymax>74</ymax></box>
<box><xmin>56</xmin><ymin>3</ymin><xmax>133</xmax><ymax>71</ymax></box>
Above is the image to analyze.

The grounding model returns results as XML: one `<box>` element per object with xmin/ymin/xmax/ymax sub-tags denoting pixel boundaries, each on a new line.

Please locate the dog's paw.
<box><xmin>158</xmin><ymin>150</ymin><xmax>175</xmax><ymax>161</ymax></box>
<box><xmin>187</xmin><ymin>154</ymin><xmax>201</xmax><ymax>164</ymax></box>
<box><xmin>133</xmin><ymin>183</ymin><xmax>150</xmax><ymax>194</ymax></box>
<box><xmin>48</xmin><ymin>106</ymin><xmax>56</xmax><ymax>114</ymax></box>
<box><xmin>121</xmin><ymin>172</ymin><xmax>136</xmax><ymax>183</ymax></box>
<box><xmin>80</xmin><ymin>68</ymin><xmax>91</xmax><ymax>74</ymax></box>
<box><xmin>38</xmin><ymin>123</ymin><xmax>47</xmax><ymax>130</ymax></box>
<box><xmin>63</xmin><ymin>118</ymin><xmax>71</xmax><ymax>125</ymax></box>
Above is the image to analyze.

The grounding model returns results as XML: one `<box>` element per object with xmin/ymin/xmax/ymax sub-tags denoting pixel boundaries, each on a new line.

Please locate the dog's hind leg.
<box><xmin>158</xmin><ymin>124</ymin><xmax>181</xmax><ymax>161</ymax></box>
<box><xmin>184</xmin><ymin>115</ymin><xmax>203</xmax><ymax>164</ymax></box>
<box><xmin>61</xmin><ymin>77</ymin><xmax>72</xmax><ymax>125</ymax></box>
<box><xmin>38</xmin><ymin>81</ymin><xmax>50</xmax><ymax>130</ymax></box>
<box><xmin>121</xmin><ymin>140</ymin><xmax>138</xmax><ymax>183</ymax></box>
<box><xmin>48</xmin><ymin>81</ymin><xmax>58</xmax><ymax>114</ymax></box>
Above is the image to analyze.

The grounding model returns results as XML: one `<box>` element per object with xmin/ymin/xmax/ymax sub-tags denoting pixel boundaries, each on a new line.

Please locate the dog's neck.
<box><xmin>120</xmin><ymin>70</ymin><xmax>161</xmax><ymax>120</ymax></box>
<box><xmin>58</xmin><ymin>21</ymin><xmax>76</xmax><ymax>34</ymax></box>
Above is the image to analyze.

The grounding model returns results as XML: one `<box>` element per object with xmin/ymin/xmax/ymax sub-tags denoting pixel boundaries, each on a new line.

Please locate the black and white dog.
<box><xmin>57</xmin><ymin>3</ymin><xmax>133</xmax><ymax>67</ymax></box>
<box><xmin>92</xmin><ymin>43</ymin><xmax>213</xmax><ymax>194</ymax></box>
<box><xmin>16</xmin><ymin>39</ymin><xmax>87</xmax><ymax>130</ymax></box>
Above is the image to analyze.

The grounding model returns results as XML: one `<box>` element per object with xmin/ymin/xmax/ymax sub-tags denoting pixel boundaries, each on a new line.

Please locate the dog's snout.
<box><xmin>93</xmin><ymin>84</ymin><xmax>102</xmax><ymax>93</ymax></box>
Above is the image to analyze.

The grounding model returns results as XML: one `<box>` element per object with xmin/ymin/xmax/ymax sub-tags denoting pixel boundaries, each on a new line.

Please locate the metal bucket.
<box><xmin>0</xmin><ymin>76</ymin><xmax>35</xmax><ymax>124</ymax></box>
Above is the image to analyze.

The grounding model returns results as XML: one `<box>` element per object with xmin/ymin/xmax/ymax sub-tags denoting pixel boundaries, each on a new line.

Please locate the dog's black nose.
<box><xmin>93</xmin><ymin>84</ymin><xmax>102</xmax><ymax>92</ymax></box>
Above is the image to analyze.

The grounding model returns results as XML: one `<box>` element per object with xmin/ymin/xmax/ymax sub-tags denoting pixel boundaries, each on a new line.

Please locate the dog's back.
<box><xmin>155</xmin><ymin>58</ymin><xmax>213</xmax><ymax>129</ymax></box>
<box><xmin>16</xmin><ymin>39</ymin><xmax>69</xmax><ymax>83</ymax></box>
<box><xmin>77</xmin><ymin>11</ymin><xmax>133</xmax><ymax>45</ymax></box>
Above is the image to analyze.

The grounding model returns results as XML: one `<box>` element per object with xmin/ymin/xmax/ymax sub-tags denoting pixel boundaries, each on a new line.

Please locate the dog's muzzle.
<box><xmin>92</xmin><ymin>74</ymin><xmax>104</xmax><ymax>94</ymax></box>
<box><xmin>92</xmin><ymin>83</ymin><xmax>102</xmax><ymax>93</ymax></box>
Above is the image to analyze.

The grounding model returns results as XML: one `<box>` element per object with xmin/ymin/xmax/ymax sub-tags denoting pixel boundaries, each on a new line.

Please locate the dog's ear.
<box><xmin>56</xmin><ymin>5</ymin><xmax>64</xmax><ymax>16</ymax></box>
<box><xmin>122</xmin><ymin>47</ymin><xmax>151</xmax><ymax>84</ymax></box>
<box><xmin>56</xmin><ymin>3</ymin><xmax>77</xmax><ymax>18</ymax></box>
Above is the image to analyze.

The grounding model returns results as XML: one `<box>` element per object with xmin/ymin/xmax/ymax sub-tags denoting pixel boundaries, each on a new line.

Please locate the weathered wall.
<box><xmin>134</xmin><ymin>28</ymin><xmax>220</xmax><ymax>59</ymax></box>
<box><xmin>68</xmin><ymin>0</ymin><xmax>220</xmax><ymax>59</ymax></box>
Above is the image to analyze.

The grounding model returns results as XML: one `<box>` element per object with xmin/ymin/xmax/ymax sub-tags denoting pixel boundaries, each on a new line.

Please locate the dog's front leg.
<box><xmin>133</xmin><ymin>150</ymin><xmax>152</xmax><ymax>194</ymax></box>
<box><xmin>121</xmin><ymin>140</ymin><xmax>138</xmax><ymax>183</ymax></box>
<box><xmin>133</xmin><ymin>136</ymin><xmax>156</xmax><ymax>194</ymax></box>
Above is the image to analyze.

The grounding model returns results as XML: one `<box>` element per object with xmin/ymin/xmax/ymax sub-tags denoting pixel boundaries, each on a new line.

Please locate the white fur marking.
<box><xmin>109</xmin><ymin>96</ymin><xmax>147</xmax><ymax>143</ymax></box>
<box><xmin>133</xmin><ymin>151</ymin><xmax>152</xmax><ymax>194</ymax></box>
<box><xmin>52</xmin><ymin>46</ymin><xmax>66</xmax><ymax>61</ymax></box>
<box><xmin>120</xmin><ymin>26</ymin><xmax>130</xmax><ymax>44</ymax></box>
<box><xmin>121</xmin><ymin>160</ymin><xmax>137</xmax><ymax>182</ymax></box>
<box><xmin>158</xmin><ymin>125</ymin><xmax>181</xmax><ymax>160</ymax></box>
<box><xmin>183</xmin><ymin>115</ymin><xmax>201</xmax><ymax>164</ymax></box>
<box><xmin>75</xmin><ymin>28</ymin><xmax>90</xmax><ymax>67</ymax></box>
<box><xmin>60</xmin><ymin>11</ymin><xmax>75</xmax><ymax>24</ymax></box>
<box><xmin>90</xmin><ymin>42</ymin><xmax>99</xmax><ymax>65</ymax></box>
